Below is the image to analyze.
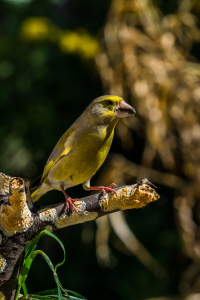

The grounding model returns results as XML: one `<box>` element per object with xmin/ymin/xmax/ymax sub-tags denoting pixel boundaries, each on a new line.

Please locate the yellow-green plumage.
<box><xmin>31</xmin><ymin>95</ymin><xmax>135</xmax><ymax>204</ymax></box>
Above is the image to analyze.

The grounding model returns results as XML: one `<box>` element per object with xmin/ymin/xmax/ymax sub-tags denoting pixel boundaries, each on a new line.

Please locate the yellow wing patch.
<box><xmin>41</xmin><ymin>146</ymin><xmax>71</xmax><ymax>183</ymax></box>
<box><xmin>40</xmin><ymin>128</ymin><xmax>75</xmax><ymax>184</ymax></box>
<box><xmin>41</xmin><ymin>160</ymin><xmax>54</xmax><ymax>182</ymax></box>
<box><xmin>31</xmin><ymin>188</ymin><xmax>43</xmax><ymax>202</ymax></box>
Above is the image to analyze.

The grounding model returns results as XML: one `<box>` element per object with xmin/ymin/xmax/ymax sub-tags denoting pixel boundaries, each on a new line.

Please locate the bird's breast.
<box><xmin>49</xmin><ymin>127</ymin><xmax>114</xmax><ymax>187</ymax></box>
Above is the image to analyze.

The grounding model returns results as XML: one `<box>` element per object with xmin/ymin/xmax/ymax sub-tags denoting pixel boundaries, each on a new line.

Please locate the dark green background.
<box><xmin>0</xmin><ymin>0</ymin><xmax>199</xmax><ymax>299</ymax></box>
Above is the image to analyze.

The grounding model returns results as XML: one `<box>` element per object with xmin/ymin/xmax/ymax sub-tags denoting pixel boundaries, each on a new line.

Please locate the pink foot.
<box><xmin>61</xmin><ymin>188</ymin><xmax>79</xmax><ymax>214</ymax></box>
<box><xmin>87</xmin><ymin>183</ymin><xmax>117</xmax><ymax>195</ymax></box>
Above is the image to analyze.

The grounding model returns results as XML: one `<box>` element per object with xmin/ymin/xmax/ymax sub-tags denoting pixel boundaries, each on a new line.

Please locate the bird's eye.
<box><xmin>106</xmin><ymin>100</ymin><xmax>113</xmax><ymax>106</ymax></box>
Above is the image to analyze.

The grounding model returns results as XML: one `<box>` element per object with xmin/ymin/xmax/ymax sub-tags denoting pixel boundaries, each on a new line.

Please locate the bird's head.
<box><xmin>86</xmin><ymin>95</ymin><xmax>136</xmax><ymax>125</ymax></box>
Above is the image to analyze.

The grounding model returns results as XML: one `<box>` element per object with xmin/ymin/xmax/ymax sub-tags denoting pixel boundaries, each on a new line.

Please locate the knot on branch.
<box><xmin>0</xmin><ymin>174</ymin><xmax>33</xmax><ymax>237</ymax></box>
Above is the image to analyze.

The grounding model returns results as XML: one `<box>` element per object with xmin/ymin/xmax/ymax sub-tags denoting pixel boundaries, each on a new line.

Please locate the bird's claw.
<box><xmin>100</xmin><ymin>183</ymin><xmax>117</xmax><ymax>195</ymax></box>
<box><xmin>65</xmin><ymin>197</ymin><xmax>79</xmax><ymax>215</ymax></box>
<box><xmin>62</xmin><ymin>188</ymin><xmax>79</xmax><ymax>215</ymax></box>
<box><xmin>88</xmin><ymin>183</ymin><xmax>117</xmax><ymax>195</ymax></box>
<box><xmin>65</xmin><ymin>200</ymin><xmax>69</xmax><ymax>212</ymax></box>
<box><xmin>108</xmin><ymin>183</ymin><xmax>117</xmax><ymax>189</ymax></box>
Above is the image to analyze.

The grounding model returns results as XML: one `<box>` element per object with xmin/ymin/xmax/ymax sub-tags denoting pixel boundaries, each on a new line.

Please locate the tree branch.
<box><xmin>0</xmin><ymin>173</ymin><xmax>160</xmax><ymax>299</ymax></box>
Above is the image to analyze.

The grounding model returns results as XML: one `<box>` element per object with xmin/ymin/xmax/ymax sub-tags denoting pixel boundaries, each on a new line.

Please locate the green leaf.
<box><xmin>35</xmin><ymin>289</ymin><xmax>59</xmax><ymax>295</ymax></box>
<box><xmin>43</xmin><ymin>230</ymin><xmax>66</xmax><ymax>270</ymax></box>
<box><xmin>35</xmin><ymin>288</ymin><xmax>86</xmax><ymax>300</ymax></box>
<box><xmin>18</xmin><ymin>229</ymin><xmax>65</xmax><ymax>286</ymax></box>
<box><xmin>16</xmin><ymin>230</ymin><xmax>86</xmax><ymax>300</ymax></box>
<box><xmin>18</xmin><ymin>251</ymin><xmax>37</xmax><ymax>285</ymax></box>
<box><xmin>18</xmin><ymin>231</ymin><xmax>46</xmax><ymax>287</ymax></box>
<box><xmin>53</xmin><ymin>272</ymin><xmax>62</xmax><ymax>300</ymax></box>
<box><xmin>20</xmin><ymin>296</ymin><xmax>54</xmax><ymax>300</ymax></box>
<box><xmin>65</xmin><ymin>296</ymin><xmax>85</xmax><ymax>300</ymax></box>
<box><xmin>25</xmin><ymin>231</ymin><xmax>44</xmax><ymax>260</ymax></box>
<box><xmin>22</xmin><ymin>282</ymin><xmax>28</xmax><ymax>295</ymax></box>
<box><xmin>64</xmin><ymin>290</ymin><xmax>87</xmax><ymax>300</ymax></box>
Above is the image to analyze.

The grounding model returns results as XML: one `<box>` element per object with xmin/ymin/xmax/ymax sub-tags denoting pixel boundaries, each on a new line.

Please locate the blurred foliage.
<box><xmin>1</xmin><ymin>0</ymin><xmax>200</xmax><ymax>299</ymax></box>
<box><xmin>96</xmin><ymin>0</ymin><xmax>200</xmax><ymax>298</ymax></box>
<box><xmin>20</xmin><ymin>17</ymin><xmax>98</xmax><ymax>58</ymax></box>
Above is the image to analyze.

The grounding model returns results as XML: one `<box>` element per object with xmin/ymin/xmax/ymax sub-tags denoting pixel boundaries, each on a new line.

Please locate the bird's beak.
<box><xmin>115</xmin><ymin>100</ymin><xmax>136</xmax><ymax>118</ymax></box>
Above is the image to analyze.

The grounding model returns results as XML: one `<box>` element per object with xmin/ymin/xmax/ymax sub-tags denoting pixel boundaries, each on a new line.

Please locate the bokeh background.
<box><xmin>1</xmin><ymin>0</ymin><xmax>200</xmax><ymax>299</ymax></box>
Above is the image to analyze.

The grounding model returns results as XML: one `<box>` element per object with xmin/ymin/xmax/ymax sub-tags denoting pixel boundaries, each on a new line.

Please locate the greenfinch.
<box><xmin>31</xmin><ymin>95</ymin><xmax>136</xmax><ymax>213</ymax></box>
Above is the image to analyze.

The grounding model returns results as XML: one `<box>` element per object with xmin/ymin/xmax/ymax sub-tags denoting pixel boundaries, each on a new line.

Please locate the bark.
<box><xmin>0</xmin><ymin>173</ymin><xmax>160</xmax><ymax>300</ymax></box>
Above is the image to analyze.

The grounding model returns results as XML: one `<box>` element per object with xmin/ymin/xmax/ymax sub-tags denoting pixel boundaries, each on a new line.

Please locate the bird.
<box><xmin>31</xmin><ymin>95</ymin><xmax>136</xmax><ymax>213</ymax></box>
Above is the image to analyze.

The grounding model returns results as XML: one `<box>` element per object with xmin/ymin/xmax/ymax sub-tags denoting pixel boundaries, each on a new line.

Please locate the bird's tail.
<box><xmin>31</xmin><ymin>186</ymin><xmax>45</xmax><ymax>203</ymax></box>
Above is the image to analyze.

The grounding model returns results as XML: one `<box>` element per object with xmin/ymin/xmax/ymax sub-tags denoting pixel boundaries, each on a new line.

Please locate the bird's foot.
<box><xmin>61</xmin><ymin>188</ymin><xmax>79</xmax><ymax>215</ymax></box>
<box><xmin>87</xmin><ymin>183</ymin><xmax>117</xmax><ymax>195</ymax></box>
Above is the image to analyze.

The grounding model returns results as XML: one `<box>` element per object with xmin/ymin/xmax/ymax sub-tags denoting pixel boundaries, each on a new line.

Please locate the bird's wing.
<box><xmin>41</xmin><ymin>128</ymin><xmax>75</xmax><ymax>183</ymax></box>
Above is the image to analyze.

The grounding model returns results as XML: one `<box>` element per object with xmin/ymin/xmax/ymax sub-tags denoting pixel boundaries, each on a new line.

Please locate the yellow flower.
<box><xmin>78</xmin><ymin>34</ymin><xmax>99</xmax><ymax>58</ymax></box>
<box><xmin>20</xmin><ymin>17</ymin><xmax>51</xmax><ymax>42</ymax></box>
<box><xmin>59</xmin><ymin>30</ymin><xmax>99</xmax><ymax>58</ymax></box>
<box><xmin>20</xmin><ymin>18</ymin><xmax>99</xmax><ymax>59</ymax></box>
<box><xmin>59</xmin><ymin>31</ymin><xmax>80</xmax><ymax>53</ymax></box>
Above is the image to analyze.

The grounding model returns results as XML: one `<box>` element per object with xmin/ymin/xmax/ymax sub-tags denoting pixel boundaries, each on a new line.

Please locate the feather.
<box><xmin>40</xmin><ymin>129</ymin><xmax>75</xmax><ymax>183</ymax></box>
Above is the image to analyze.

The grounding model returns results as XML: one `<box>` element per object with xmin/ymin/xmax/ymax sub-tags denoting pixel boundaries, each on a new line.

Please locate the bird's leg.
<box><xmin>61</xmin><ymin>187</ymin><xmax>79</xmax><ymax>214</ymax></box>
<box><xmin>83</xmin><ymin>180</ymin><xmax>117</xmax><ymax>195</ymax></box>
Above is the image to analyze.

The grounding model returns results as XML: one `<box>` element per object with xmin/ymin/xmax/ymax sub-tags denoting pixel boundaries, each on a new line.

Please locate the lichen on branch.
<box><xmin>0</xmin><ymin>175</ymin><xmax>33</xmax><ymax>237</ymax></box>
<box><xmin>38</xmin><ymin>178</ymin><xmax>160</xmax><ymax>231</ymax></box>
<box><xmin>99</xmin><ymin>181</ymin><xmax>159</xmax><ymax>212</ymax></box>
